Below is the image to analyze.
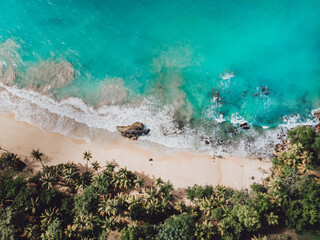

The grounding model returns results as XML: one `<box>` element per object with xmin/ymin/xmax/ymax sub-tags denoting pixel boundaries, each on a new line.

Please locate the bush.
<box><xmin>39</xmin><ymin>188</ymin><xmax>62</xmax><ymax>208</ymax></box>
<box><xmin>74</xmin><ymin>185</ymin><xmax>98</xmax><ymax>215</ymax></box>
<box><xmin>232</xmin><ymin>204</ymin><xmax>261</xmax><ymax>232</ymax></box>
<box><xmin>41</xmin><ymin>218</ymin><xmax>63</xmax><ymax>240</ymax></box>
<box><xmin>4</xmin><ymin>177</ymin><xmax>25</xmax><ymax>200</ymax></box>
<box><xmin>121</xmin><ymin>226</ymin><xmax>144</xmax><ymax>240</ymax></box>
<box><xmin>13</xmin><ymin>186</ymin><xmax>37</xmax><ymax>211</ymax></box>
<box><xmin>60</xmin><ymin>196</ymin><xmax>75</xmax><ymax>222</ymax></box>
<box><xmin>157</xmin><ymin>214</ymin><xmax>196</xmax><ymax>240</ymax></box>
<box><xmin>186</xmin><ymin>185</ymin><xmax>213</xmax><ymax>201</ymax></box>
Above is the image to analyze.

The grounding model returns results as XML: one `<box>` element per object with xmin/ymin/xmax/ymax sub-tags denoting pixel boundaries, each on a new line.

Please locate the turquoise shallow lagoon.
<box><xmin>0</xmin><ymin>0</ymin><xmax>320</xmax><ymax>156</ymax></box>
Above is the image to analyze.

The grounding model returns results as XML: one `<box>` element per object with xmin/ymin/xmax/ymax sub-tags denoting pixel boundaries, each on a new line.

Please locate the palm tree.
<box><xmin>98</xmin><ymin>196</ymin><xmax>109</xmax><ymax>217</ymax></box>
<box><xmin>40</xmin><ymin>207</ymin><xmax>60</xmax><ymax>227</ymax></box>
<box><xmin>31</xmin><ymin>149</ymin><xmax>44</xmax><ymax>169</ymax></box>
<box><xmin>145</xmin><ymin>198</ymin><xmax>161</xmax><ymax>216</ymax></box>
<box><xmin>265</xmin><ymin>212</ymin><xmax>279</xmax><ymax>226</ymax></box>
<box><xmin>82</xmin><ymin>213</ymin><xmax>97</xmax><ymax>232</ymax></box>
<box><xmin>116</xmin><ymin>193</ymin><xmax>128</xmax><ymax>214</ymax></box>
<box><xmin>297</xmin><ymin>162</ymin><xmax>309</xmax><ymax>175</ymax></box>
<box><xmin>195</xmin><ymin>219</ymin><xmax>216</xmax><ymax>240</ymax></box>
<box><xmin>145</xmin><ymin>187</ymin><xmax>158</xmax><ymax>200</ymax></box>
<box><xmin>25</xmin><ymin>197</ymin><xmax>40</xmax><ymax>215</ymax></box>
<box><xmin>159</xmin><ymin>198</ymin><xmax>171</xmax><ymax>213</ymax></box>
<box><xmin>83</xmin><ymin>151</ymin><xmax>92</xmax><ymax>172</ymax></box>
<box><xmin>159</xmin><ymin>181</ymin><xmax>173</xmax><ymax>200</ymax></box>
<box><xmin>64</xmin><ymin>224</ymin><xmax>77</xmax><ymax>238</ymax></box>
<box><xmin>91</xmin><ymin>161</ymin><xmax>100</xmax><ymax>173</ymax></box>
<box><xmin>106</xmin><ymin>160</ymin><xmax>118</xmax><ymax>172</ymax></box>
<box><xmin>92</xmin><ymin>174</ymin><xmax>112</xmax><ymax>194</ymax></box>
<box><xmin>98</xmin><ymin>197</ymin><xmax>120</xmax><ymax>217</ymax></box>
<box><xmin>200</xmin><ymin>196</ymin><xmax>216</xmax><ymax>217</ymax></box>
<box><xmin>76</xmin><ymin>171</ymin><xmax>93</xmax><ymax>191</ymax></box>
<box><xmin>127</xmin><ymin>195</ymin><xmax>142</xmax><ymax>209</ymax></box>
<box><xmin>175</xmin><ymin>200</ymin><xmax>187</xmax><ymax>213</ymax></box>
<box><xmin>134</xmin><ymin>176</ymin><xmax>145</xmax><ymax>188</ymax></box>
<box><xmin>0</xmin><ymin>152</ymin><xmax>25</xmax><ymax>171</ymax></box>
<box><xmin>63</xmin><ymin>164</ymin><xmax>80</xmax><ymax>186</ymax></box>
<box><xmin>99</xmin><ymin>216</ymin><xmax>117</xmax><ymax>232</ymax></box>
<box><xmin>24</xmin><ymin>224</ymin><xmax>39</xmax><ymax>240</ymax></box>
<box><xmin>40</xmin><ymin>171</ymin><xmax>58</xmax><ymax>189</ymax></box>
<box><xmin>112</xmin><ymin>174</ymin><xmax>121</xmax><ymax>189</ymax></box>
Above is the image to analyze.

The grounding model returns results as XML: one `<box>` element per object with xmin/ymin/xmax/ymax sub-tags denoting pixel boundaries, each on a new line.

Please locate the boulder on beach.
<box><xmin>116</xmin><ymin>122</ymin><xmax>150</xmax><ymax>140</ymax></box>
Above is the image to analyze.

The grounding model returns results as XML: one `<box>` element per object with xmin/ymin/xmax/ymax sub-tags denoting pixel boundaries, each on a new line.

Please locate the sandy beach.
<box><xmin>0</xmin><ymin>112</ymin><xmax>271</xmax><ymax>189</ymax></box>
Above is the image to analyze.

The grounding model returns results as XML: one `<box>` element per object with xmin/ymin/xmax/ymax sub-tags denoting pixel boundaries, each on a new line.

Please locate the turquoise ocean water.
<box><xmin>0</xmin><ymin>0</ymin><xmax>320</xmax><ymax>156</ymax></box>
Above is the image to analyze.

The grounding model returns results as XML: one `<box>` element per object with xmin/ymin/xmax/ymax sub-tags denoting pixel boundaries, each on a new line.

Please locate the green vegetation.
<box><xmin>0</xmin><ymin>126</ymin><xmax>319</xmax><ymax>239</ymax></box>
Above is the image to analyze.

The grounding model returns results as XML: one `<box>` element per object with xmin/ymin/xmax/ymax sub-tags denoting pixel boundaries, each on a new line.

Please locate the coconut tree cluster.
<box><xmin>0</xmin><ymin>126</ymin><xmax>319</xmax><ymax>239</ymax></box>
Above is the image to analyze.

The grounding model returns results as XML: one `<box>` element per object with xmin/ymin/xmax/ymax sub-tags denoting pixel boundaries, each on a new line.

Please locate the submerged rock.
<box><xmin>240</xmin><ymin>122</ymin><xmax>250</xmax><ymax>130</ymax></box>
<box><xmin>116</xmin><ymin>122</ymin><xmax>149</xmax><ymax>140</ymax></box>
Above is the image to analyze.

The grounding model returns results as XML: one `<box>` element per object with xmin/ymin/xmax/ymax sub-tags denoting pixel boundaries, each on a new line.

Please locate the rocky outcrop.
<box><xmin>314</xmin><ymin>110</ymin><xmax>320</xmax><ymax>134</ymax></box>
<box><xmin>314</xmin><ymin>110</ymin><xmax>320</xmax><ymax>120</ymax></box>
<box><xmin>116</xmin><ymin>122</ymin><xmax>150</xmax><ymax>140</ymax></box>
<box><xmin>240</xmin><ymin>122</ymin><xmax>250</xmax><ymax>130</ymax></box>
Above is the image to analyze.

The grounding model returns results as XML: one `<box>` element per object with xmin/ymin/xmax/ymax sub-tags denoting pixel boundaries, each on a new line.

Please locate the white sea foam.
<box><xmin>0</xmin><ymin>81</ymin><xmax>199</xmax><ymax>149</ymax></box>
<box><xmin>1</xmin><ymin>80</ymin><xmax>319</xmax><ymax>158</ymax></box>
<box><xmin>280</xmin><ymin>113</ymin><xmax>318</xmax><ymax>129</ymax></box>
<box><xmin>230</xmin><ymin>113</ymin><xmax>247</xmax><ymax>125</ymax></box>
<box><xmin>0</xmin><ymin>39</ymin><xmax>319</xmax><ymax>158</ymax></box>
<box><xmin>220</xmin><ymin>72</ymin><xmax>235</xmax><ymax>80</ymax></box>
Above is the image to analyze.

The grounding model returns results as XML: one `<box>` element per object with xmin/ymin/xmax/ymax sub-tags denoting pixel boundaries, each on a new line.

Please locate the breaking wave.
<box><xmin>0</xmin><ymin>39</ymin><xmax>319</xmax><ymax>158</ymax></box>
<box><xmin>0</xmin><ymin>78</ymin><xmax>319</xmax><ymax>159</ymax></box>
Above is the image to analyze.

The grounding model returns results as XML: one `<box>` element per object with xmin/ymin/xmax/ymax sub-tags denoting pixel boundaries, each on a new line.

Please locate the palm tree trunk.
<box><xmin>39</xmin><ymin>160</ymin><xmax>45</xmax><ymax>169</ymax></box>
<box><xmin>0</xmin><ymin>146</ymin><xmax>11</xmax><ymax>154</ymax></box>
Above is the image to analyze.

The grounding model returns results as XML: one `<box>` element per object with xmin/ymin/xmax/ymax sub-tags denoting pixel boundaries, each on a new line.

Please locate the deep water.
<box><xmin>0</xmin><ymin>0</ymin><xmax>320</xmax><ymax>156</ymax></box>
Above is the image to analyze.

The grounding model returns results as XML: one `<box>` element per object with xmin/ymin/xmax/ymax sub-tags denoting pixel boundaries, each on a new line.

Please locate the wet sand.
<box><xmin>0</xmin><ymin>113</ymin><xmax>271</xmax><ymax>189</ymax></box>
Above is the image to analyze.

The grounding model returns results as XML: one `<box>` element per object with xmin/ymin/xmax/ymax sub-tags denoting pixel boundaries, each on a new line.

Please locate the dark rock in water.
<box><xmin>264</xmin><ymin>91</ymin><xmax>270</xmax><ymax>95</ymax></box>
<box><xmin>314</xmin><ymin>110</ymin><xmax>320</xmax><ymax>120</ymax></box>
<box><xmin>260</xmin><ymin>86</ymin><xmax>266</xmax><ymax>92</ymax></box>
<box><xmin>240</xmin><ymin>122</ymin><xmax>248</xmax><ymax>128</ymax></box>
<box><xmin>117</xmin><ymin>122</ymin><xmax>149</xmax><ymax>140</ymax></box>
<box><xmin>144</xmin><ymin>128</ymin><xmax>150</xmax><ymax>135</ymax></box>
<box><xmin>205</xmin><ymin>140</ymin><xmax>210</xmax><ymax>145</ymax></box>
<box><xmin>240</xmin><ymin>122</ymin><xmax>250</xmax><ymax>130</ymax></box>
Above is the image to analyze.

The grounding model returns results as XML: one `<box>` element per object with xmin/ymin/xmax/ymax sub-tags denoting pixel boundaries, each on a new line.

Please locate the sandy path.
<box><xmin>0</xmin><ymin>113</ymin><xmax>271</xmax><ymax>189</ymax></box>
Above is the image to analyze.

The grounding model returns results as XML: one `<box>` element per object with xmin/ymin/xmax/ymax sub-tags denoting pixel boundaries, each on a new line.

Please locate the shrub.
<box><xmin>157</xmin><ymin>214</ymin><xmax>196</xmax><ymax>240</ymax></box>
<box><xmin>232</xmin><ymin>204</ymin><xmax>261</xmax><ymax>232</ymax></box>
<box><xmin>186</xmin><ymin>185</ymin><xmax>213</xmax><ymax>201</ymax></box>
<box><xmin>74</xmin><ymin>185</ymin><xmax>98</xmax><ymax>215</ymax></box>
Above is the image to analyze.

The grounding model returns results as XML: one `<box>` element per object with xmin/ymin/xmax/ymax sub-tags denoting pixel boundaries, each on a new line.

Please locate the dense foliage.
<box><xmin>0</xmin><ymin>126</ymin><xmax>319</xmax><ymax>239</ymax></box>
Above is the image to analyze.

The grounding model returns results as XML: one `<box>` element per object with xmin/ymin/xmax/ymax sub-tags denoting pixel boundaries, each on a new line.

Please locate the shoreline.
<box><xmin>0</xmin><ymin>112</ymin><xmax>271</xmax><ymax>189</ymax></box>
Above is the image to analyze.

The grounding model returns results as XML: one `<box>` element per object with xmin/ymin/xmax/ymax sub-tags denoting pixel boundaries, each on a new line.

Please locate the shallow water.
<box><xmin>0</xmin><ymin>0</ymin><xmax>320</xmax><ymax>156</ymax></box>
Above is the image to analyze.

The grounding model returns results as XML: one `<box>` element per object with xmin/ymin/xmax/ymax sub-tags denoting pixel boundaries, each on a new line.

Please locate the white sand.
<box><xmin>0</xmin><ymin>113</ymin><xmax>271</xmax><ymax>189</ymax></box>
